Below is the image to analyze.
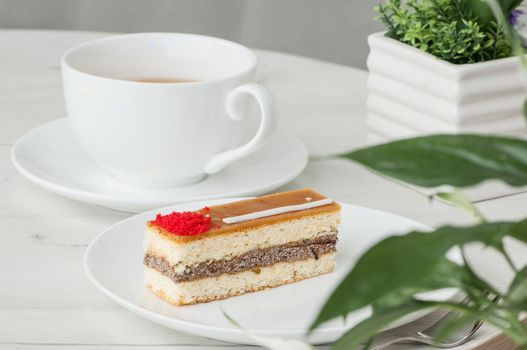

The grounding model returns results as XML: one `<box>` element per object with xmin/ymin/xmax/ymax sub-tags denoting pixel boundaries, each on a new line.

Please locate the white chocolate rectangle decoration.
<box><xmin>222</xmin><ymin>199</ymin><xmax>334</xmax><ymax>224</ymax></box>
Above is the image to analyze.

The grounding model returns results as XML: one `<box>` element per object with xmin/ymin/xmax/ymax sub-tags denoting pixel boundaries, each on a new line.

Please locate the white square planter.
<box><xmin>367</xmin><ymin>32</ymin><xmax>527</xmax><ymax>143</ymax></box>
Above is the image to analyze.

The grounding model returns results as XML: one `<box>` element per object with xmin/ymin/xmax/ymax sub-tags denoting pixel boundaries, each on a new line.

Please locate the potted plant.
<box><xmin>367</xmin><ymin>0</ymin><xmax>527</xmax><ymax>142</ymax></box>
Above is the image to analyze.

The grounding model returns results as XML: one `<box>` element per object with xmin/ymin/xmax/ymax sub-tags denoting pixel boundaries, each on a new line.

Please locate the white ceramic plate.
<box><xmin>11</xmin><ymin>119</ymin><xmax>308</xmax><ymax>212</ymax></box>
<box><xmin>84</xmin><ymin>199</ymin><xmax>457</xmax><ymax>345</ymax></box>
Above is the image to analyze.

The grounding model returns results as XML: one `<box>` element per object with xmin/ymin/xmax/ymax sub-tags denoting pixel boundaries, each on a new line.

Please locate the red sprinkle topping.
<box><xmin>152</xmin><ymin>209</ymin><xmax>212</xmax><ymax>236</ymax></box>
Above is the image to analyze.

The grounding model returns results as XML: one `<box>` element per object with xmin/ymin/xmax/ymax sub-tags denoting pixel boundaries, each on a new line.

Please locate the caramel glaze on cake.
<box><xmin>147</xmin><ymin>188</ymin><xmax>341</xmax><ymax>243</ymax></box>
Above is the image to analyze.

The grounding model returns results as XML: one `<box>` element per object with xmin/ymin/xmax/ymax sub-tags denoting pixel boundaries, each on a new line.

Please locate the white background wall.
<box><xmin>0</xmin><ymin>0</ymin><xmax>383</xmax><ymax>69</ymax></box>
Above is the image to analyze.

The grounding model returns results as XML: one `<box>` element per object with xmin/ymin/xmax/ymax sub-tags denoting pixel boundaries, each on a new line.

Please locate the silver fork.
<box><xmin>368</xmin><ymin>295</ymin><xmax>500</xmax><ymax>350</ymax></box>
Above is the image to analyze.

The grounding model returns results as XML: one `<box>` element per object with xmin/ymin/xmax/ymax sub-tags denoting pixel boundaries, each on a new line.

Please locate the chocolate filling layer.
<box><xmin>144</xmin><ymin>233</ymin><xmax>337</xmax><ymax>283</ymax></box>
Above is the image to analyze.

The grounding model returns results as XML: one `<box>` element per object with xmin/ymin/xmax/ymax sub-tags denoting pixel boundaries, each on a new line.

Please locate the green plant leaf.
<box><xmin>463</xmin><ymin>0</ymin><xmax>520</xmax><ymax>25</ymax></box>
<box><xmin>506</xmin><ymin>0</ymin><xmax>524</xmax><ymax>12</ymax></box>
<box><xmin>332</xmin><ymin>300</ymin><xmax>433</xmax><ymax>350</ymax></box>
<box><xmin>436</xmin><ymin>190</ymin><xmax>486</xmax><ymax>223</ymax></box>
<box><xmin>311</xmin><ymin>220</ymin><xmax>526</xmax><ymax>331</ymax></box>
<box><xmin>507</xmin><ymin>266</ymin><xmax>527</xmax><ymax>307</ymax></box>
<box><xmin>466</xmin><ymin>0</ymin><xmax>522</xmax><ymax>25</ymax></box>
<box><xmin>509</xmin><ymin>219</ymin><xmax>527</xmax><ymax>244</ymax></box>
<box><xmin>371</xmin><ymin>258</ymin><xmax>470</xmax><ymax>311</ymax></box>
<box><xmin>343</xmin><ymin>135</ymin><xmax>527</xmax><ymax>187</ymax></box>
<box><xmin>468</xmin><ymin>0</ymin><xmax>495</xmax><ymax>26</ymax></box>
<box><xmin>433</xmin><ymin>310</ymin><xmax>492</xmax><ymax>344</ymax></box>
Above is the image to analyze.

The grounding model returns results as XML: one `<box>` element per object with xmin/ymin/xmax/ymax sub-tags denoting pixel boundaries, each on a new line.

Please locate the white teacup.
<box><xmin>61</xmin><ymin>33</ymin><xmax>276</xmax><ymax>187</ymax></box>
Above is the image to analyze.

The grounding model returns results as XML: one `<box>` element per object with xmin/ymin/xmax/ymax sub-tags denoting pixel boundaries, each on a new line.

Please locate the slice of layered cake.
<box><xmin>143</xmin><ymin>188</ymin><xmax>340</xmax><ymax>305</ymax></box>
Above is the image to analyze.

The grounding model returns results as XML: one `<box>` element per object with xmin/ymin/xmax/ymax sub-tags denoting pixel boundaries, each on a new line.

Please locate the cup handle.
<box><xmin>204</xmin><ymin>82</ymin><xmax>276</xmax><ymax>174</ymax></box>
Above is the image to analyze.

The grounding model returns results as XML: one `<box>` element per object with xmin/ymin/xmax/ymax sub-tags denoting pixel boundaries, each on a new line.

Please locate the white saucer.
<box><xmin>11</xmin><ymin>119</ymin><xmax>308</xmax><ymax>212</ymax></box>
<box><xmin>84</xmin><ymin>199</ymin><xmax>458</xmax><ymax>345</ymax></box>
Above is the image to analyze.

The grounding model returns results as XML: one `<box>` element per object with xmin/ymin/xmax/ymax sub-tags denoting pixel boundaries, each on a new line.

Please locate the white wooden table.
<box><xmin>1</xmin><ymin>30</ymin><xmax>526</xmax><ymax>350</ymax></box>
